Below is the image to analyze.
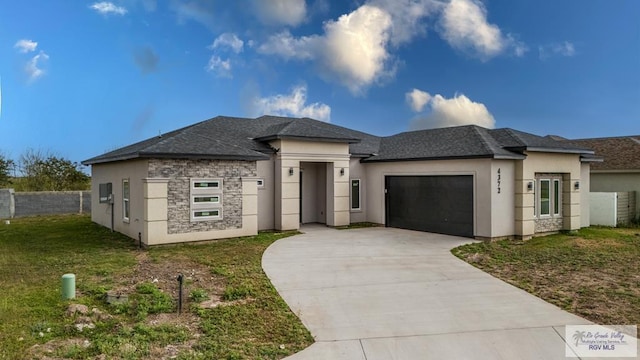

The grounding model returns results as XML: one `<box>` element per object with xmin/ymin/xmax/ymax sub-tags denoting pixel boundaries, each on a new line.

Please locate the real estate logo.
<box><xmin>565</xmin><ymin>325</ymin><xmax>637</xmax><ymax>358</ymax></box>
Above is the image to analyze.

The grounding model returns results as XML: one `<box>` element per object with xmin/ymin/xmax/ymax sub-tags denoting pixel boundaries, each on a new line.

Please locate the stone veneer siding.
<box><xmin>148</xmin><ymin>159</ymin><xmax>257</xmax><ymax>234</ymax></box>
<box><xmin>534</xmin><ymin>217</ymin><xmax>563</xmax><ymax>233</ymax></box>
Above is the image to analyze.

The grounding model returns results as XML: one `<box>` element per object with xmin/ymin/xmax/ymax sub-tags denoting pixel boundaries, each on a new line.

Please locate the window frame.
<box><xmin>535</xmin><ymin>176</ymin><xmax>562</xmax><ymax>219</ymax></box>
<box><xmin>190</xmin><ymin>178</ymin><xmax>223</xmax><ymax>222</ymax></box>
<box><xmin>350</xmin><ymin>178</ymin><xmax>361</xmax><ymax>211</ymax></box>
<box><xmin>122</xmin><ymin>178</ymin><xmax>130</xmax><ymax>223</ymax></box>
<box><xmin>539</xmin><ymin>179</ymin><xmax>551</xmax><ymax>217</ymax></box>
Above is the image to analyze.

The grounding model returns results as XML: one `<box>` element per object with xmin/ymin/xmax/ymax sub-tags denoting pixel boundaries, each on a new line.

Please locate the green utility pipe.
<box><xmin>62</xmin><ymin>274</ymin><xmax>76</xmax><ymax>299</ymax></box>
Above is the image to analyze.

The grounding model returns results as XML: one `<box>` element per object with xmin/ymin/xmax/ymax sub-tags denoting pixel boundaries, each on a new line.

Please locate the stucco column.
<box><xmin>514</xmin><ymin>158</ymin><xmax>535</xmax><ymax>239</ymax></box>
<box><xmin>274</xmin><ymin>158</ymin><xmax>300</xmax><ymax>230</ymax></box>
<box><xmin>241</xmin><ymin>177</ymin><xmax>258</xmax><ymax>234</ymax></box>
<box><xmin>327</xmin><ymin>161</ymin><xmax>350</xmax><ymax>227</ymax></box>
<box><xmin>143</xmin><ymin>178</ymin><xmax>169</xmax><ymax>245</ymax></box>
<box><xmin>563</xmin><ymin>174</ymin><xmax>581</xmax><ymax>231</ymax></box>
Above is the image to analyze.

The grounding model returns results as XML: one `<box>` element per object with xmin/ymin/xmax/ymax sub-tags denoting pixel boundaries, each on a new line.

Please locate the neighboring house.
<box><xmin>82</xmin><ymin>116</ymin><xmax>596</xmax><ymax>245</ymax></box>
<box><xmin>570</xmin><ymin>135</ymin><xmax>640</xmax><ymax>219</ymax></box>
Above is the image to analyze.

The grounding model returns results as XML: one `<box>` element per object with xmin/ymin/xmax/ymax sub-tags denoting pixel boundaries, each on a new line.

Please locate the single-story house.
<box><xmin>569</xmin><ymin>135</ymin><xmax>640</xmax><ymax>219</ymax></box>
<box><xmin>82</xmin><ymin>115</ymin><xmax>597</xmax><ymax>245</ymax></box>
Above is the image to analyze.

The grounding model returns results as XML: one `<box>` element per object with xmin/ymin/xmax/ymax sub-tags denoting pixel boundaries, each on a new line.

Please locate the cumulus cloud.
<box><xmin>438</xmin><ymin>0</ymin><xmax>523</xmax><ymax>60</ymax></box>
<box><xmin>408</xmin><ymin>90</ymin><xmax>495</xmax><ymax>130</ymax></box>
<box><xmin>368</xmin><ymin>0</ymin><xmax>440</xmax><ymax>46</ymax></box>
<box><xmin>90</xmin><ymin>2</ymin><xmax>128</xmax><ymax>15</ymax></box>
<box><xmin>252</xmin><ymin>85</ymin><xmax>331</xmax><ymax>122</ymax></box>
<box><xmin>205</xmin><ymin>56</ymin><xmax>232</xmax><ymax>78</ymax></box>
<box><xmin>406</xmin><ymin>88</ymin><xmax>432</xmax><ymax>112</ymax></box>
<box><xmin>14</xmin><ymin>39</ymin><xmax>38</xmax><ymax>53</ymax></box>
<box><xmin>258</xmin><ymin>5</ymin><xmax>394</xmax><ymax>95</ymax></box>
<box><xmin>539</xmin><ymin>41</ymin><xmax>576</xmax><ymax>60</ymax></box>
<box><xmin>252</xmin><ymin>0</ymin><xmax>307</xmax><ymax>27</ymax></box>
<box><xmin>210</xmin><ymin>33</ymin><xmax>244</xmax><ymax>53</ymax></box>
<box><xmin>25</xmin><ymin>51</ymin><xmax>49</xmax><ymax>83</ymax></box>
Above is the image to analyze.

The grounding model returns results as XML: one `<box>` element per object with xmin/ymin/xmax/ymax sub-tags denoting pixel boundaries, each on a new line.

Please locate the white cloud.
<box><xmin>539</xmin><ymin>41</ymin><xmax>576</xmax><ymax>60</ymax></box>
<box><xmin>438</xmin><ymin>0</ymin><xmax>522</xmax><ymax>60</ymax></box>
<box><xmin>367</xmin><ymin>0</ymin><xmax>440</xmax><ymax>46</ymax></box>
<box><xmin>14</xmin><ymin>39</ymin><xmax>38</xmax><ymax>53</ymax></box>
<box><xmin>205</xmin><ymin>56</ymin><xmax>232</xmax><ymax>78</ymax></box>
<box><xmin>25</xmin><ymin>51</ymin><xmax>49</xmax><ymax>83</ymax></box>
<box><xmin>409</xmin><ymin>91</ymin><xmax>495</xmax><ymax>130</ymax></box>
<box><xmin>258</xmin><ymin>30</ymin><xmax>317</xmax><ymax>60</ymax></box>
<box><xmin>252</xmin><ymin>0</ymin><xmax>307</xmax><ymax>27</ymax></box>
<box><xmin>258</xmin><ymin>5</ymin><xmax>394</xmax><ymax>95</ymax></box>
<box><xmin>210</xmin><ymin>33</ymin><xmax>244</xmax><ymax>54</ymax></box>
<box><xmin>252</xmin><ymin>85</ymin><xmax>331</xmax><ymax>122</ymax></box>
<box><xmin>90</xmin><ymin>2</ymin><xmax>128</xmax><ymax>15</ymax></box>
<box><xmin>406</xmin><ymin>88</ymin><xmax>432</xmax><ymax>112</ymax></box>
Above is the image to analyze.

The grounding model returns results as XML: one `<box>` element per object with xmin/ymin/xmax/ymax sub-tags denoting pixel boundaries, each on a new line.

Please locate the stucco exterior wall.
<box><xmin>349</xmin><ymin>158</ymin><xmax>367</xmax><ymax>223</ymax></box>
<box><xmin>490</xmin><ymin>160</ymin><xmax>516</xmax><ymax>238</ymax></box>
<box><xmin>590</xmin><ymin>172</ymin><xmax>640</xmax><ymax>218</ymax></box>
<box><xmin>270</xmin><ymin>139</ymin><xmax>351</xmax><ymax>230</ymax></box>
<box><xmin>90</xmin><ymin>159</ymin><xmax>149</xmax><ymax>240</ymax></box>
<box><xmin>256</xmin><ymin>158</ymin><xmax>275</xmax><ymax>230</ymax></box>
<box><xmin>580</xmin><ymin>163</ymin><xmax>591</xmax><ymax>227</ymax></box>
<box><xmin>363</xmin><ymin>158</ymin><xmax>496</xmax><ymax>238</ymax></box>
<box><xmin>514</xmin><ymin>152</ymin><xmax>582</xmax><ymax>238</ymax></box>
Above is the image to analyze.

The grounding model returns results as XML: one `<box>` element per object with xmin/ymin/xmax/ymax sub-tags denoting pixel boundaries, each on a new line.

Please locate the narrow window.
<box><xmin>192</xmin><ymin>180</ymin><xmax>221</xmax><ymax>189</ymax></box>
<box><xmin>123</xmin><ymin>179</ymin><xmax>130</xmax><ymax>222</ymax></box>
<box><xmin>193</xmin><ymin>195</ymin><xmax>220</xmax><ymax>204</ymax></box>
<box><xmin>553</xmin><ymin>179</ymin><xmax>560</xmax><ymax>215</ymax></box>
<box><xmin>539</xmin><ymin>179</ymin><xmax>550</xmax><ymax>216</ymax></box>
<box><xmin>351</xmin><ymin>179</ymin><xmax>361</xmax><ymax>210</ymax></box>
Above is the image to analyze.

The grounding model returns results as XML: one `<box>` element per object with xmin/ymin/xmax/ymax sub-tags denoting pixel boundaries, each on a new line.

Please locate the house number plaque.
<box><xmin>497</xmin><ymin>168</ymin><xmax>501</xmax><ymax>194</ymax></box>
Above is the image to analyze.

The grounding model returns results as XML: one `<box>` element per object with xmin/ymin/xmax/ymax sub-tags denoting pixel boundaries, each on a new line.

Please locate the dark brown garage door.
<box><xmin>385</xmin><ymin>175</ymin><xmax>474</xmax><ymax>237</ymax></box>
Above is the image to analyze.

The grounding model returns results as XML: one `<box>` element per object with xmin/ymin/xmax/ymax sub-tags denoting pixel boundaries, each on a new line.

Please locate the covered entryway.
<box><xmin>300</xmin><ymin>162</ymin><xmax>328</xmax><ymax>224</ymax></box>
<box><xmin>385</xmin><ymin>175</ymin><xmax>474</xmax><ymax>237</ymax></box>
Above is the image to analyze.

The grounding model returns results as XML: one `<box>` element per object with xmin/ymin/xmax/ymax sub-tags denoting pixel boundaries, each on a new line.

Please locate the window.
<box><xmin>351</xmin><ymin>179</ymin><xmax>360</xmax><ymax>210</ymax></box>
<box><xmin>192</xmin><ymin>209</ymin><xmax>222</xmax><ymax>220</ymax></box>
<box><xmin>553</xmin><ymin>179</ymin><xmax>560</xmax><ymax>215</ymax></box>
<box><xmin>190</xmin><ymin>178</ymin><xmax>223</xmax><ymax>222</ymax></box>
<box><xmin>536</xmin><ymin>176</ymin><xmax>562</xmax><ymax>218</ymax></box>
<box><xmin>122</xmin><ymin>179</ymin><xmax>130</xmax><ymax>222</ymax></box>
<box><xmin>192</xmin><ymin>180</ymin><xmax>221</xmax><ymax>189</ymax></box>
<box><xmin>539</xmin><ymin>179</ymin><xmax>550</xmax><ymax>216</ymax></box>
<box><xmin>192</xmin><ymin>195</ymin><xmax>220</xmax><ymax>204</ymax></box>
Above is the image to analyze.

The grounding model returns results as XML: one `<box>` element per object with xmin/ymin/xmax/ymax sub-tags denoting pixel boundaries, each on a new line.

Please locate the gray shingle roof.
<box><xmin>83</xmin><ymin>115</ymin><xmax>595</xmax><ymax>165</ymax></box>
<box><xmin>362</xmin><ymin>126</ymin><xmax>526</xmax><ymax>162</ymax></box>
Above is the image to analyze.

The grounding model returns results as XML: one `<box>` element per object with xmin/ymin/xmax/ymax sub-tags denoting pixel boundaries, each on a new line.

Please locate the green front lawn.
<box><xmin>0</xmin><ymin>215</ymin><xmax>312</xmax><ymax>359</ymax></box>
<box><xmin>452</xmin><ymin>227</ymin><xmax>640</xmax><ymax>336</ymax></box>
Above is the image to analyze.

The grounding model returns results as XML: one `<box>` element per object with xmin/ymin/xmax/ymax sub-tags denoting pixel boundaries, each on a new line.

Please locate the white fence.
<box><xmin>590</xmin><ymin>191</ymin><xmax>636</xmax><ymax>226</ymax></box>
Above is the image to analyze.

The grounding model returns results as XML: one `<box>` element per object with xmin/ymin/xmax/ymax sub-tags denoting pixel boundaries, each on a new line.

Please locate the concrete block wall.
<box><xmin>0</xmin><ymin>190</ymin><xmax>91</xmax><ymax>218</ymax></box>
<box><xmin>0</xmin><ymin>189</ymin><xmax>15</xmax><ymax>219</ymax></box>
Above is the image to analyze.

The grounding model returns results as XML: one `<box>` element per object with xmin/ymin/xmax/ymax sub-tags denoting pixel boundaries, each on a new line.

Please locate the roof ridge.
<box><xmin>471</xmin><ymin>126</ymin><xmax>493</xmax><ymax>155</ymax></box>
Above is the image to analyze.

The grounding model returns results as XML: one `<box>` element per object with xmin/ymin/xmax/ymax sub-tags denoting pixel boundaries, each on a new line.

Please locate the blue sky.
<box><xmin>1</xmin><ymin>0</ymin><xmax>638</xmax><ymax>164</ymax></box>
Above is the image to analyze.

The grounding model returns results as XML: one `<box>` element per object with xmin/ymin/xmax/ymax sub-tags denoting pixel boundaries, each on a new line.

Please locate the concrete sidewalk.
<box><xmin>262</xmin><ymin>225</ymin><xmax>600</xmax><ymax>359</ymax></box>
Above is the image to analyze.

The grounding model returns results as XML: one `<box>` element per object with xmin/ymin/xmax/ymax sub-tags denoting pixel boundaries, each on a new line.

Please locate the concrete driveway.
<box><xmin>262</xmin><ymin>225</ymin><xmax>594</xmax><ymax>359</ymax></box>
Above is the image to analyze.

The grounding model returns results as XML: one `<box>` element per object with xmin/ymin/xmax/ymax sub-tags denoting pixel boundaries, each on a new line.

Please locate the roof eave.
<box><xmin>255</xmin><ymin>135</ymin><xmax>361</xmax><ymax>144</ymax></box>
<box><xmin>519</xmin><ymin>147</ymin><xmax>595</xmax><ymax>155</ymax></box>
<box><xmin>361</xmin><ymin>154</ymin><xmax>499</xmax><ymax>163</ymax></box>
<box><xmin>83</xmin><ymin>152</ymin><xmax>269</xmax><ymax>165</ymax></box>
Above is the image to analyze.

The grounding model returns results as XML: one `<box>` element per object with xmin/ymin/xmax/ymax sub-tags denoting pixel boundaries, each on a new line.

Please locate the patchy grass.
<box><xmin>452</xmin><ymin>227</ymin><xmax>640</xmax><ymax>336</ymax></box>
<box><xmin>0</xmin><ymin>215</ymin><xmax>312</xmax><ymax>359</ymax></box>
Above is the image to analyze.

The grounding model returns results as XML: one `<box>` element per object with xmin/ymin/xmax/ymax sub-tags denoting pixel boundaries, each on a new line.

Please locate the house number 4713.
<box><xmin>497</xmin><ymin>168</ymin><xmax>501</xmax><ymax>194</ymax></box>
